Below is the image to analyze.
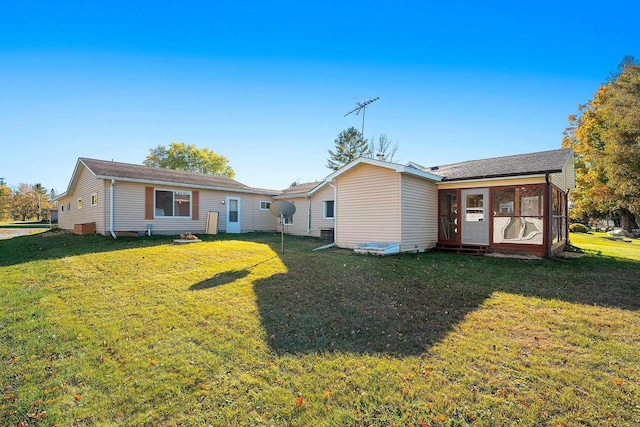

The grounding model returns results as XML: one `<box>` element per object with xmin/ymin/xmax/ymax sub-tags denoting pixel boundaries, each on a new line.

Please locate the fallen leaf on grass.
<box><xmin>295</xmin><ymin>396</ymin><xmax>304</xmax><ymax>407</ymax></box>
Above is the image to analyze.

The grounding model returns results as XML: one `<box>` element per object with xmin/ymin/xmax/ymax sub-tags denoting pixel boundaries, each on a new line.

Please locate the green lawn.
<box><xmin>1</xmin><ymin>231</ymin><xmax>639</xmax><ymax>426</ymax></box>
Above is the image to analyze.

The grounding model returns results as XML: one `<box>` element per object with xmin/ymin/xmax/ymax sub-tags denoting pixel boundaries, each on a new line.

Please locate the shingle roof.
<box><xmin>79</xmin><ymin>158</ymin><xmax>280</xmax><ymax>194</ymax></box>
<box><xmin>425</xmin><ymin>148</ymin><xmax>572</xmax><ymax>181</ymax></box>
<box><xmin>279</xmin><ymin>181</ymin><xmax>323</xmax><ymax>196</ymax></box>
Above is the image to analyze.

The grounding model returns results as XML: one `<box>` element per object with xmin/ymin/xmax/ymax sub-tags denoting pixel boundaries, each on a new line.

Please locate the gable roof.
<box><xmin>325</xmin><ymin>157</ymin><xmax>443</xmax><ymax>182</ymax></box>
<box><xmin>70</xmin><ymin>158</ymin><xmax>280</xmax><ymax>195</ymax></box>
<box><xmin>424</xmin><ymin>148</ymin><xmax>573</xmax><ymax>181</ymax></box>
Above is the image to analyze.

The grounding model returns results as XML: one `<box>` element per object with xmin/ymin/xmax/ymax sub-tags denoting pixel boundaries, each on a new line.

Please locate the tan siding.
<box><xmin>437</xmin><ymin>176</ymin><xmax>545</xmax><ymax>190</ymax></box>
<box><xmin>335</xmin><ymin>164</ymin><xmax>400</xmax><ymax>248</ymax></box>
<box><xmin>400</xmin><ymin>174</ymin><xmax>438</xmax><ymax>251</ymax></box>
<box><xmin>550</xmin><ymin>153</ymin><xmax>576</xmax><ymax>192</ymax></box>
<box><xmin>275</xmin><ymin>196</ymin><xmax>308</xmax><ymax>235</ymax></box>
<box><xmin>57</xmin><ymin>166</ymin><xmax>106</xmax><ymax>234</ymax></box>
<box><xmin>549</xmin><ymin>172</ymin><xmax>566</xmax><ymax>191</ymax></box>
<box><xmin>309</xmin><ymin>185</ymin><xmax>336</xmax><ymax>238</ymax></box>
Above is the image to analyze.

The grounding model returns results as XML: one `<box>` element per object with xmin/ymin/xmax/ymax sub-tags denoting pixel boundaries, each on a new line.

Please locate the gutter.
<box><xmin>109</xmin><ymin>179</ymin><xmax>117</xmax><ymax>239</ymax></box>
<box><xmin>306</xmin><ymin>196</ymin><xmax>311</xmax><ymax>233</ymax></box>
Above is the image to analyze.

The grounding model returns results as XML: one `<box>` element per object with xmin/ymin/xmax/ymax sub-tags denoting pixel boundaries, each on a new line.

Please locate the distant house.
<box><xmin>54</xmin><ymin>158</ymin><xmax>279</xmax><ymax>237</ymax></box>
<box><xmin>55</xmin><ymin>148</ymin><xmax>575</xmax><ymax>257</ymax></box>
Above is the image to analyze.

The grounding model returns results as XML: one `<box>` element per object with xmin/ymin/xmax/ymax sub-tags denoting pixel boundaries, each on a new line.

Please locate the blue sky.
<box><xmin>1</xmin><ymin>1</ymin><xmax>638</xmax><ymax>194</ymax></box>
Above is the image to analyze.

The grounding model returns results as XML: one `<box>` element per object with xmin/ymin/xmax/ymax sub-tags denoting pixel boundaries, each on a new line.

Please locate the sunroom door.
<box><xmin>226</xmin><ymin>196</ymin><xmax>241</xmax><ymax>233</ymax></box>
<box><xmin>461</xmin><ymin>189</ymin><xmax>489</xmax><ymax>245</ymax></box>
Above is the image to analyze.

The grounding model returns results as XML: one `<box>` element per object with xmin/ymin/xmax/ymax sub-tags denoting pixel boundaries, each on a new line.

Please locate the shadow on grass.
<box><xmin>253</xmin><ymin>246</ymin><xmax>640</xmax><ymax>357</ymax></box>
<box><xmin>0</xmin><ymin>231</ymin><xmax>177</xmax><ymax>268</ymax></box>
<box><xmin>189</xmin><ymin>269</ymin><xmax>250</xmax><ymax>290</ymax></box>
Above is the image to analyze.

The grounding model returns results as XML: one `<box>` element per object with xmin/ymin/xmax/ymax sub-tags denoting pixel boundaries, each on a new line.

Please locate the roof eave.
<box><xmin>94</xmin><ymin>175</ymin><xmax>279</xmax><ymax>195</ymax></box>
<box><xmin>438</xmin><ymin>172</ymin><xmax>554</xmax><ymax>184</ymax></box>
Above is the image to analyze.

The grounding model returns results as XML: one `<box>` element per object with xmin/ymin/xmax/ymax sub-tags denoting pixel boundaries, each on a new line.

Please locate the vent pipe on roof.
<box><xmin>376</xmin><ymin>153</ymin><xmax>385</xmax><ymax>161</ymax></box>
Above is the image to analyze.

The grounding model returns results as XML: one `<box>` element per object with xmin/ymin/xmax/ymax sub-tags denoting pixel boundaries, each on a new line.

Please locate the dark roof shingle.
<box><xmin>425</xmin><ymin>148</ymin><xmax>572</xmax><ymax>181</ymax></box>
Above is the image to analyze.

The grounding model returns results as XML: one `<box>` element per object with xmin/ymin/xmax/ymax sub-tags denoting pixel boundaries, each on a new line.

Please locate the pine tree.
<box><xmin>326</xmin><ymin>127</ymin><xmax>369</xmax><ymax>171</ymax></box>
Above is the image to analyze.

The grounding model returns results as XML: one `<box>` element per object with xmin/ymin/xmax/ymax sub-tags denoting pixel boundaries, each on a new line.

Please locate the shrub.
<box><xmin>569</xmin><ymin>223</ymin><xmax>589</xmax><ymax>233</ymax></box>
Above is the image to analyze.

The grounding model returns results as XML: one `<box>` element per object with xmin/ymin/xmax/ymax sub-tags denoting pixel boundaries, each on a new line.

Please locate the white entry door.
<box><xmin>461</xmin><ymin>189</ymin><xmax>489</xmax><ymax>245</ymax></box>
<box><xmin>226</xmin><ymin>196</ymin><xmax>241</xmax><ymax>233</ymax></box>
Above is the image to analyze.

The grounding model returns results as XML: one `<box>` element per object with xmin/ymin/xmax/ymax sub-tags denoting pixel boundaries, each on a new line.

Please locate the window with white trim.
<box><xmin>155</xmin><ymin>189</ymin><xmax>191</xmax><ymax>217</ymax></box>
<box><xmin>283</xmin><ymin>215</ymin><xmax>293</xmax><ymax>225</ymax></box>
<box><xmin>77</xmin><ymin>198</ymin><xmax>83</xmax><ymax>209</ymax></box>
<box><xmin>260</xmin><ymin>201</ymin><xmax>271</xmax><ymax>210</ymax></box>
<box><xmin>90</xmin><ymin>193</ymin><xmax>98</xmax><ymax>206</ymax></box>
<box><xmin>323</xmin><ymin>200</ymin><xmax>335</xmax><ymax>219</ymax></box>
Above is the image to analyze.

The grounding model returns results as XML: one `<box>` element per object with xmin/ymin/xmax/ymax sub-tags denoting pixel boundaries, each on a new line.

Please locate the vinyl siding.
<box><xmin>550</xmin><ymin>154</ymin><xmax>576</xmax><ymax>191</ymax></box>
<box><xmin>109</xmin><ymin>182</ymin><xmax>277</xmax><ymax>235</ymax></box>
<box><xmin>57</xmin><ymin>166</ymin><xmax>106</xmax><ymax>233</ymax></box>
<box><xmin>400</xmin><ymin>174</ymin><xmax>438</xmax><ymax>251</ymax></box>
<box><xmin>275</xmin><ymin>185</ymin><xmax>336</xmax><ymax>237</ymax></box>
<box><xmin>335</xmin><ymin>164</ymin><xmax>400</xmax><ymax>248</ymax></box>
<box><xmin>310</xmin><ymin>185</ymin><xmax>336</xmax><ymax>237</ymax></box>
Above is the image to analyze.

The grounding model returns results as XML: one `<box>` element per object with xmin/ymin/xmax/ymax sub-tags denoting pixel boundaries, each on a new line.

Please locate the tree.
<box><xmin>144</xmin><ymin>142</ymin><xmax>235</xmax><ymax>178</ymax></box>
<box><xmin>326</xmin><ymin>127</ymin><xmax>369</xmax><ymax>171</ymax></box>
<box><xmin>0</xmin><ymin>180</ymin><xmax>11</xmax><ymax>221</ymax></box>
<box><xmin>10</xmin><ymin>183</ymin><xmax>53</xmax><ymax>221</ymax></box>
<box><xmin>367</xmin><ymin>134</ymin><xmax>398</xmax><ymax>162</ymax></box>
<box><xmin>562</xmin><ymin>56</ymin><xmax>640</xmax><ymax>231</ymax></box>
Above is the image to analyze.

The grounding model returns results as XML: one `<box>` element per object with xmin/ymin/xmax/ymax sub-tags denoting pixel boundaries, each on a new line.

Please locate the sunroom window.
<box><xmin>493</xmin><ymin>186</ymin><xmax>544</xmax><ymax>245</ymax></box>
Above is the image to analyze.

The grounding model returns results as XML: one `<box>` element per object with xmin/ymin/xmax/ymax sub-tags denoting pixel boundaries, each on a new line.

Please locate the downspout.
<box><xmin>328</xmin><ymin>181</ymin><xmax>337</xmax><ymax>244</ymax></box>
<box><xmin>109</xmin><ymin>179</ymin><xmax>117</xmax><ymax>239</ymax></box>
<box><xmin>306</xmin><ymin>195</ymin><xmax>311</xmax><ymax>233</ymax></box>
<box><xmin>544</xmin><ymin>173</ymin><xmax>551</xmax><ymax>257</ymax></box>
<box><xmin>564</xmin><ymin>190</ymin><xmax>570</xmax><ymax>247</ymax></box>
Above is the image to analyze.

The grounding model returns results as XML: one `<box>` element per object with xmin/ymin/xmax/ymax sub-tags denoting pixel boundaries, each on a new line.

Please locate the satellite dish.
<box><xmin>269</xmin><ymin>200</ymin><xmax>296</xmax><ymax>254</ymax></box>
<box><xmin>269</xmin><ymin>200</ymin><xmax>296</xmax><ymax>218</ymax></box>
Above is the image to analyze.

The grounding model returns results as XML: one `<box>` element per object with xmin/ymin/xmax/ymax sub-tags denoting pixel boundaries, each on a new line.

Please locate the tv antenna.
<box><xmin>344</xmin><ymin>97</ymin><xmax>379</xmax><ymax>136</ymax></box>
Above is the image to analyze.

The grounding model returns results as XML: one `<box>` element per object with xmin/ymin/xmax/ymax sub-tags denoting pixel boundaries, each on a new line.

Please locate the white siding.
<box><xmin>400</xmin><ymin>174</ymin><xmax>438</xmax><ymax>251</ymax></box>
<box><xmin>56</xmin><ymin>166</ymin><xmax>106</xmax><ymax>233</ymax></box>
<box><xmin>335</xmin><ymin>164</ymin><xmax>401</xmax><ymax>248</ymax></box>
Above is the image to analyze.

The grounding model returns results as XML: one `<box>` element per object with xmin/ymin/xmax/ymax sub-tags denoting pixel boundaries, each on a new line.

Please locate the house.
<box><xmin>54</xmin><ymin>158</ymin><xmax>280</xmax><ymax>236</ymax></box>
<box><xmin>56</xmin><ymin>147</ymin><xmax>575</xmax><ymax>257</ymax></box>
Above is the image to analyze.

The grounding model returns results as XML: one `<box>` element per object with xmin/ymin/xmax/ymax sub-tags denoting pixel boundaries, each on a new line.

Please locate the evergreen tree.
<box><xmin>326</xmin><ymin>127</ymin><xmax>369</xmax><ymax>171</ymax></box>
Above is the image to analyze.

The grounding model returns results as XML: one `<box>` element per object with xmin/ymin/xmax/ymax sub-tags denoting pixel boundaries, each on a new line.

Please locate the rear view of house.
<box><xmin>55</xmin><ymin>158</ymin><xmax>279</xmax><ymax>236</ymax></box>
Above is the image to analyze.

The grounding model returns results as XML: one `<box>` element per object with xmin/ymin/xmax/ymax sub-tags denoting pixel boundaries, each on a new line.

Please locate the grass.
<box><xmin>1</xmin><ymin>230</ymin><xmax>639</xmax><ymax>426</ymax></box>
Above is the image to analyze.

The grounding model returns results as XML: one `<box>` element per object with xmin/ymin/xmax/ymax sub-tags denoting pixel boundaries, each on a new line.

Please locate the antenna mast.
<box><xmin>344</xmin><ymin>97</ymin><xmax>379</xmax><ymax>136</ymax></box>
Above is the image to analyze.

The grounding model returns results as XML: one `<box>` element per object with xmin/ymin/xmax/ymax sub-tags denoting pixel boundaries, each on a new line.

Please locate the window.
<box><xmin>90</xmin><ymin>193</ymin><xmax>98</xmax><ymax>206</ymax></box>
<box><xmin>552</xmin><ymin>187</ymin><xmax>567</xmax><ymax>244</ymax></box>
<box><xmin>439</xmin><ymin>190</ymin><xmax>458</xmax><ymax>241</ymax></box>
<box><xmin>61</xmin><ymin>205</ymin><xmax>64</xmax><ymax>212</ymax></box>
<box><xmin>67</xmin><ymin>203</ymin><xmax>70</xmax><ymax>211</ymax></box>
<box><xmin>323</xmin><ymin>200</ymin><xmax>335</xmax><ymax>219</ymax></box>
<box><xmin>155</xmin><ymin>189</ymin><xmax>191</xmax><ymax>217</ymax></box>
<box><xmin>283</xmin><ymin>215</ymin><xmax>293</xmax><ymax>225</ymax></box>
<box><xmin>77</xmin><ymin>198</ymin><xmax>83</xmax><ymax>209</ymax></box>
<box><xmin>260</xmin><ymin>201</ymin><xmax>271</xmax><ymax>210</ymax></box>
<box><xmin>492</xmin><ymin>185</ymin><xmax>544</xmax><ymax>245</ymax></box>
